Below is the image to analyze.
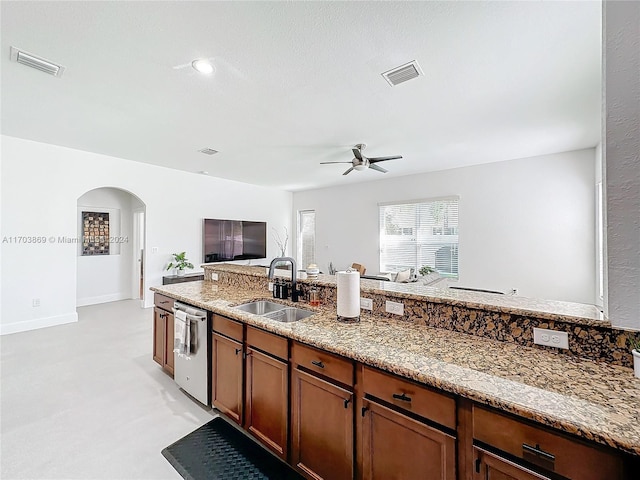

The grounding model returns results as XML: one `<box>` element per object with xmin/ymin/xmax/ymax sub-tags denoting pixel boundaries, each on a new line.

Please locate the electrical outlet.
<box><xmin>151</xmin><ymin>247</ymin><xmax>158</xmax><ymax>254</ymax></box>
<box><xmin>533</xmin><ymin>327</ymin><xmax>569</xmax><ymax>349</ymax></box>
<box><xmin>385</xmin><ymin>300</ymin><xmax>404</xmax><ymax>316</ymax></box>
<box><xmin>211</xmin><ymin>272</ymin><xmax>219</xmax><ymax>281</ymax></box>
<box><xmin>268</xmin><ymin>282</ymin><xmax>274</xmax><ymax>292</ymax></box>
<box><xmin>360</xmin><ymin>298</ymin><xmax>373</xmax><ymax>310</ymax></box>
<box><xmin>32</xmin><ymin>298</ymin><xmax>40</xmax><ymax>307</ymax></box>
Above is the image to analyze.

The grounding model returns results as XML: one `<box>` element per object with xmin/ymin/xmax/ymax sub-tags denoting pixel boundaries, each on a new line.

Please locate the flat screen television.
<box><xmin>203</xmin><ymin>218</ymin><xmax>267</xmax><ymax>263</ymax></box>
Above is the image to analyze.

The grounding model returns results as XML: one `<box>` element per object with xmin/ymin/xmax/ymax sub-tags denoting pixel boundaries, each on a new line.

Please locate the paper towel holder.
<box><xmin>337</xmin><ymin>268</ymin><xmax>360</xmax><ymax>323</ymax></box>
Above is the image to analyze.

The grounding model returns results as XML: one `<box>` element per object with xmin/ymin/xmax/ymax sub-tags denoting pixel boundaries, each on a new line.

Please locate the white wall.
<box><xmin>293</xmin><ymin>149</ymin><xmax>596</xmax><ymax>304</ymax></box>
<box><xmin>603</xmin><ymin>1</ymin><xmax>640</xmax><ymax>330</ymax></box>
<box><xmin>77</xmin><ymin>188</ymin><xmax>134</xmax><ymax>306</ymax></box>
<box><xmin>0</xmin><ymin>135</ymin><xmax>292</xmax><ymax>334</ymax></box>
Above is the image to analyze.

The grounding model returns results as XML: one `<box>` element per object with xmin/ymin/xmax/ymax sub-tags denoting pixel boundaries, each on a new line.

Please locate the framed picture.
<box><xmin>82</xmin><ymin>211</ymin><xmax>110</xmax><ymax>256</ymax></box>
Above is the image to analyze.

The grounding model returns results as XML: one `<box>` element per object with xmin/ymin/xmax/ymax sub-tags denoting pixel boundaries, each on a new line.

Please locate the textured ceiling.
<box><xmin>1</xmin><ymin>1</ymin><xmax>601</xmax><ymax>191</ymax></box>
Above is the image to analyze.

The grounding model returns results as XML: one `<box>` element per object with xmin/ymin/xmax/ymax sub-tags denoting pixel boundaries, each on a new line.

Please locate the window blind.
<box><xmin>379</xmin><ymin>198</ymin><xmax>459</xmax><ymax>277</ymax></box>
<box><xmin>298</xmin><ymin>210</ymin><xmax>316</xmax><ymax>269</ymax></box>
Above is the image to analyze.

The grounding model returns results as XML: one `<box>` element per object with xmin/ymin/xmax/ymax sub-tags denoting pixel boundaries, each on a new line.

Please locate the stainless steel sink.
<box><xmin>234</xmin><ymin>300</ymin><xmax>313</xmax><ymax>322</ymax></box>
<box><xmin>263</xmin><ymin>307</ymin><xmax>314</xmax><ymax>323</ymax></box>
<box><xmin>234</xmin><ymin>300</ymin><xmax>286</xmax><ymax>315</ymax></box>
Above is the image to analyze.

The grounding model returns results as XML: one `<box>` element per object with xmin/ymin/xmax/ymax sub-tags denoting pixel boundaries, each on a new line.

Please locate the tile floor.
<box><xmin>1</xmin><ymin>300</ymin><xmax>215</xmax><ymax>479</ymax></box>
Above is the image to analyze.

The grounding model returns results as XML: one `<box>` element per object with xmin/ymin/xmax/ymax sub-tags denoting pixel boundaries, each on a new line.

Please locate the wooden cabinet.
<box><xmin>473</xmin><ymin>446</ymin><xmax>551</xmax><ymax>480</ymax></box>
<box><xmin>212</xmin><ymin>332</ymin><xmax>244</xmax><ymax>424</ymax></box>
<box><xmin>360</xmin><ymin>367</ymin><xmax>456</xmax><ymax>480</ymax></box>
<box><xmin>361</xmin><ymin>398</ymin><xmax>456</xmax><ymax>480</ymax></box>
<box><xmin>245</xmin><ymin>346</ymin><xmax>288</xmax><ymax>459</ymax></box>
<box><xmin>153</xmin><ymin>293</ymin><xmax>174</xmax><ymax>376</ymax></box>
<box><xmin>291</xmin><ymin>367</ymin><xmax>354</xmax><ymax>480</ymax></box>
<box><xmin>472</xmin><ymin>405</ymin><xmax>627</xmax><ymax>480</ymax></box>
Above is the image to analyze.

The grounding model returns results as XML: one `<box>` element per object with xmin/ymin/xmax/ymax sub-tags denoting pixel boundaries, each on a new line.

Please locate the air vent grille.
<box><xmin>382</xmin><ymin>60</ymin><xmax>422</xmax><ymax>86</ymax></box>
<box><xmin>198</xmin><ymin>148</ymin><xmax>219</xmax><ymax>155</ymax></box>
<box><xmin>10</xmin><ymin>47</ymin><xmax>65</xmax><ymax>77</ymax></box>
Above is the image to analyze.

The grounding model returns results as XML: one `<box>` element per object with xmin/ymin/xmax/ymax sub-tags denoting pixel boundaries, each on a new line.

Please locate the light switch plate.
<box><xmin>385</xmin><ymin>300</ymin><xmax>404</xmax><ymax>315</ymax></box>
<box><xmin>533</xmin><ymin>327</ymin><xmax>569</xmax><ymax>349</ymax></box>
<box><xmin>360</xmin><ymin>298</ymin><xmax>373</xmax><ymax>310</ymax></box>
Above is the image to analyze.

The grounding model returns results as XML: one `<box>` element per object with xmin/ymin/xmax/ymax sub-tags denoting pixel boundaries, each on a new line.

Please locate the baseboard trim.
<box><xmin>0</xmin><ymin>312</ymin><xmax>78</xmax><ymax>335</ymax></box>
<box><xmin>76</xmin><ymin>292</ymin><xmax>129</xmax><ymax>307</ymax></box>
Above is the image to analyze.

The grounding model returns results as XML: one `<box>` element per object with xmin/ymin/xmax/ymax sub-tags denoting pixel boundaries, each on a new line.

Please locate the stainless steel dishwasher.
<box><xmin>173</xmin><ymin>302</ymin><xmax>209</xmax><ymax>405</ymax></box>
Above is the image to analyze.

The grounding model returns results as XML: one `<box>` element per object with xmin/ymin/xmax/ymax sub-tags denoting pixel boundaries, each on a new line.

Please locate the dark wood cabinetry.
<box><xmin>473</xmin><ymin>446</ymin><xmax>551</xmax><ymax>480</ymax></box>
<box><xmin>291</xmin><ymin>359</ymin><xmax>354</xmax><ymax>480</ymax></box>
<box><xmin>245</xmin><ymin>346</ymin><xmax>288</xmax><ymax>459</ymax></box>
<box><xmin>361</xmin><ymin>399</ymin><xmax>456</xmax><ymax>480</ymax></box>
<box><xmin>471</xmin><ymin>405</ymin><xmax>627</xmax><ymax>480</ymax></box>
<box><xmin>212</xmin><ymin>332</ymin><xmax>244</xmax><ymax>424</ymax></box>
<box><xmin>153</xmin><ymin>293</ymin><xmax>174</xmax><ymax>376</ymax></box>
<box><xmin>360</xmin><ymin>366</ymin><xmax>456</xmax><ymax>480</ymax></box>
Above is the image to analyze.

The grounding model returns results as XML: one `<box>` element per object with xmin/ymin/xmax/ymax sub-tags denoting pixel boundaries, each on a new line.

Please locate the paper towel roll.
<box><xmin>336</xmin><ymin>270</ymin><xmax>360</xmax><ymax>319</ymax></box>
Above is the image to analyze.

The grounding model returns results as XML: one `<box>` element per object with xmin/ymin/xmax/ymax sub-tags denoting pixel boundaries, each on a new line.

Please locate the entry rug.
<box><xmin>161</xmin><ymin>416</ymin><xmax>303</xmax><ymax>480</ymax></box>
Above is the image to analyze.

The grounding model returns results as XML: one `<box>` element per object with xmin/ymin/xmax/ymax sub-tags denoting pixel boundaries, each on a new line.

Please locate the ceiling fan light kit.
<box><xmin>320</xmin><ymin>143</ymin><xmax>402</xmax><ymax>176</ymax></box>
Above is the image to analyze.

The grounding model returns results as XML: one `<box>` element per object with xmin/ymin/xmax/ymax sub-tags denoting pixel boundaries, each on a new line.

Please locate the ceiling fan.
<box><xmin>320</xmin><ymin>144</ymin><xmax>402</xmax><ymax>176</ymax></box>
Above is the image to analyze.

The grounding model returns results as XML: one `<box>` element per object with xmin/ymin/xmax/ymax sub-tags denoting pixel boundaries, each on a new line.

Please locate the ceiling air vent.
<box><xmin>10</xmin><ymin>46</ymin><xmax>65</xmax><ymax>77</ymax></box>
<box><xmin>198</xmin><ymin>148</ymin><xmax>219</xmax><ymax>155</ymax></box>
<box><xmin>382</xmin><ymin>60</ymin><xmax>423</xmax><ymax>86</ymax></box>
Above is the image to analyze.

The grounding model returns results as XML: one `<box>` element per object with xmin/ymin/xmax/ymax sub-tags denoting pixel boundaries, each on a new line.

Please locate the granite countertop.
<box><xmin>151</xmin><ymin>280</ymin><xmax>640</xmax><ymax>456</ymax></box>
<box><xmin>204</xmin><ymin>264</ymin><xmax>607</xmax><ymax>327</ymax></box>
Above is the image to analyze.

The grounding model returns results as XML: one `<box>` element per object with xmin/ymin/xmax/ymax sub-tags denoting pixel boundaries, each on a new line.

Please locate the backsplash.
<box><xmin>203</xmin><ymin>265</ymin><xmax>640</xmax><ymax>368</ymax></box>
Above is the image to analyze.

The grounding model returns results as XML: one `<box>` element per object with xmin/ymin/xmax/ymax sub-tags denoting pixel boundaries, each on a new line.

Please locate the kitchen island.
<box><xmin>151</xmin><ymin>265</ymin><xmax>640</xmax><ymax>479</ymax></box>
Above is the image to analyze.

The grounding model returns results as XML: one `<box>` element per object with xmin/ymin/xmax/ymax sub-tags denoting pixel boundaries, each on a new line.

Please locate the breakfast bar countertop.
<box><xmin>151</xmin><ymin>280</ymin><xmax>640</xmax><ymax>456</ymax></box>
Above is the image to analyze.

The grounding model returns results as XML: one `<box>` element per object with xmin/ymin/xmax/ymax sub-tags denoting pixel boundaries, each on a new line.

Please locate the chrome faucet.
<box><xmin>268</xmin><ymin>256</ymin><xmax>299</xmax><ymax>302</ymax></box>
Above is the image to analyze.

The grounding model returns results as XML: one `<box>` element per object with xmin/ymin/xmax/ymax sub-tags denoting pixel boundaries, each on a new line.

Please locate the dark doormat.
<box><xmin>161</xmin><ymin>416</ymin><xmax>303</xmax><ymax>480</ymax></box>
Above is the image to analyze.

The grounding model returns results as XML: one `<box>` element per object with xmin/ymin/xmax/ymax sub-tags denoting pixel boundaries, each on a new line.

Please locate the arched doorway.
<box><xmin>76</xmin><ymin>187</ymin><xmax>147</xmax><ymax>307</ymax></box>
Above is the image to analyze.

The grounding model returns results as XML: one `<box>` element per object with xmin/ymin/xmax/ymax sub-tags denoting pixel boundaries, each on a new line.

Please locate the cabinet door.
<box><xmin>164</xmin><ymin>312</ymin><xmax>175</xmax><ymax>376</ymax></box>
<box><xmin>361</xmin><ymin>399</ymin><xmax>456</xmax><ymax>480</ymax></box>
<box><xmin>292</xmin><ymin>368</ymin><xmax>353</xmax><ymax>480</ymax></box>
<box><xmin>245</xmin><ymin>347</ymin><xmax>288</xmax><ymax>459</ymax></box>
<box><xmin>474</xmin><ymin>447</ymin><xmax>551</xmax><ymax>480</ymax></box>
<box><xmin>153</xmin><ymin>308</ymin><xmax>164</xmax><ymax>366</ymax></box>
<box><xmin>212</xmin><ymin>333</ymin><xmax>243</xmax><ymax>424</ymax></box>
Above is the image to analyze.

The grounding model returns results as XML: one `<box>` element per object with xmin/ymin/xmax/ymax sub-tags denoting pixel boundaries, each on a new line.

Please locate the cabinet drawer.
<box><xmin>473</xmin><ymin>405</ymin><xmax>624</xmax><ymax>480</ymax></box>
<box><xmin>154</xmin><ymin>293</ymin><xmax>174</xmax><ymax>312</ymax></box>
<box><xmin>292</xmin><ymin>342</ymin><xmax>353</xmax><ymax>387</ymax></box>
<box><xmin>363</xmin><ymin>366</ymin><xmax>456</xmax><ymax>430</ymax></box>
<box><xmin>246</xmin><ymin>326</ymin><xmax>288</xmax><ymax>360</ymax></box>
<box><xmin>212</xmin><ymin>314</ymin><xmax>243</xmax><ymax>342</ymax></box>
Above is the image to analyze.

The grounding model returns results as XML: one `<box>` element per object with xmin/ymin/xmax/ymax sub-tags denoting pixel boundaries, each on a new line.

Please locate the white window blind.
<box><xmin>379</xmin><ymin>198</ymin><xmax>459</xmax><ymax>277</ymax></box>
<box><xmin>298</xmin><ymin>210</ymin><xmax>316</xmax><ymax>269</ymax></box>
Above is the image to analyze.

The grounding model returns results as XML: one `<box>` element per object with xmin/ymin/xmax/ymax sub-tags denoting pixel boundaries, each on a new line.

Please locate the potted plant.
<box><xmin>419</xmin><ymin>265</ymin><xmax>436</xmax><ymax>276</ymax></box>
<box><xmin>167</xmin><ymin>252</ymin><xmax>194</xmax><ymax>277</ymax></box>
<box><xmin>630</xmin><ymin>337</ymin><xmax>640</xmax><ymax>379</ymax></box>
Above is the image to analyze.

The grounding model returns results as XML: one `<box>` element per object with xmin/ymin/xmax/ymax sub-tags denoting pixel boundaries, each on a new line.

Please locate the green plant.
<box><xmin>629</xmin><ymin>336</ymin><xmax>640</xmax><ymax>352</ymax></box>
<box><xmin>166</xmin><ymin>252</ymin><xmax>194</xmax><ymax>272</ymax></box>
<box><xmin>419</xmin><ymin>265</ymin><xmax>436</xmax><ymax>276</ymax></box>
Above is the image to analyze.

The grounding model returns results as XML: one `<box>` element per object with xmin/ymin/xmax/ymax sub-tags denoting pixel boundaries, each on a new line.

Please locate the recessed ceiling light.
<box><xmin>199</xmin><ymin>171</ymin><xmax>209</xmax><ymax>175</ymax></box>
<box><xmin>192</xmin><ymin>59</ymin><xmax>214</xmax><ymax>75</ymax></box>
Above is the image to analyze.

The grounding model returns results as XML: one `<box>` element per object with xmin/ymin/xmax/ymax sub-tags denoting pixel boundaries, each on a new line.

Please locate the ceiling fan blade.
<box><xmin>369</xmin><ymin>155</ymin><xmax>402</xmax><ymax>163</ymax></box>
<box><xmin>352</xmin><ymin>148</ymin><xmax>363</xmax><ymax>160</ymax></box>
<box><xmin>369</xmin><ymin>164</ymin><xmax>388</xmax><ymax>173</ymax></box>
<box><xmin>320</xmin><ymin>161</ymin><xmax>353</xmax><ymax>164</ymax></box>
<box><xmin>342</xmin><ymin>167</ymin><xmax>355</xmax><ymax>176</ymax></box>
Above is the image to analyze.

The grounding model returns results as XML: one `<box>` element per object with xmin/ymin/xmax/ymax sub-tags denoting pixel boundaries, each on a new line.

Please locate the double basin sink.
<box><xmin>234</xmin><ymin>300</ymin><xmax>314</xmax><ymax>323</ymax></box>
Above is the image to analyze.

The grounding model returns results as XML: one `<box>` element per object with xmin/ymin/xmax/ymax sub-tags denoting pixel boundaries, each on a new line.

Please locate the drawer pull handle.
<box><xmin>522</xmin><ymin>443</ymin><xmax>555</xmax><ymax>462</ymax></box>
<box><xmin>392</xmin><ymin>393</ymin><xmax>412</xmax><ymax>402</ymax></box>
<box><xmin>311</xmin><ymin>360</ymin><xmax>325</xmax><ymax>369</ymax></box>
